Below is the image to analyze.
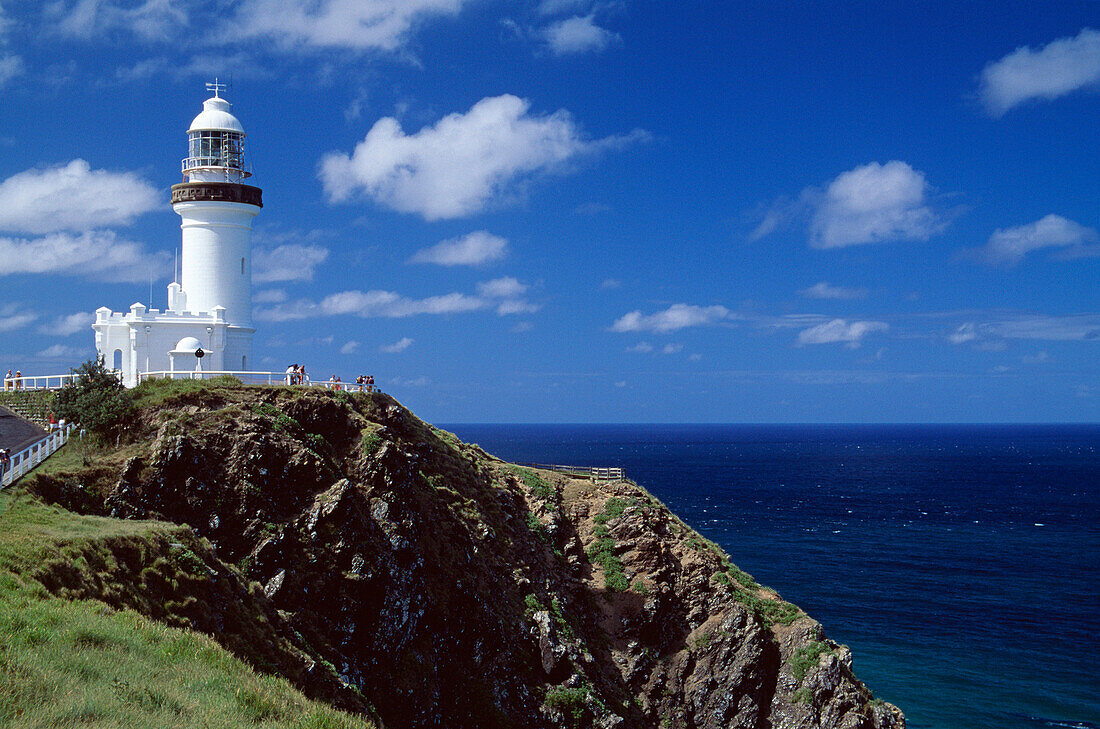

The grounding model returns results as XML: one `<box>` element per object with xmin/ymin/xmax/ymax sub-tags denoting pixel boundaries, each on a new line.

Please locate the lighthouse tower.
<box><xmin>93</xmin><ymin>83</ymin><xmax>263</xmax><ymax>386</ymax></box>
<box><xmin>170</xmin><ymin>83</ymin><xmax>262</xmax><ymax>368</ymax></box>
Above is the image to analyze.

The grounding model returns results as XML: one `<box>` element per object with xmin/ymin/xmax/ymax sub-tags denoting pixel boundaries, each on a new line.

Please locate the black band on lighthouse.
<box><xmin>171</xmin><ymin>182</ymin><xmax>263</xmax><ymax>208</ymax></box>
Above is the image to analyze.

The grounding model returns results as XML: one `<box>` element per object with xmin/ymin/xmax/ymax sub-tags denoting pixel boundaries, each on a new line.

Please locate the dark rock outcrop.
<box><xmin>27</xmin><ymin>385</ymin><xmax>904</xmax><ymax>729</ymax></box>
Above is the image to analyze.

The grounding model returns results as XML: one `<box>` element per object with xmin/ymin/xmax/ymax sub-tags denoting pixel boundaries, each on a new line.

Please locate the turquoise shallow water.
<box><xmin>442</xmin><ymin>424</ymin><xmax>1100</xmax><ymax>729</ymax></box>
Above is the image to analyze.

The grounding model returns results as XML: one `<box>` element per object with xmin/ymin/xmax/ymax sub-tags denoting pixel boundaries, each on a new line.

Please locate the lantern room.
<box><xmin>181</xmin><ymin>84</ymin><xmax>251</xmax><ymax>183</ymax></box>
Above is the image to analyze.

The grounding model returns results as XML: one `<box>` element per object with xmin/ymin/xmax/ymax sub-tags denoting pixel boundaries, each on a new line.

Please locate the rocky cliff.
<box><xmin>25</xmin><ymin>381</ymin><xmax>904</xmax><ymax>729</ymax></box>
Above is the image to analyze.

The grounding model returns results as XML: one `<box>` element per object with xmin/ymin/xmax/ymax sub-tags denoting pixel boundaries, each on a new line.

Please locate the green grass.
<box><xmin>586</xmin><ymin>497</ymin><xmax>631</xmax><ymax>592</ymax></box>
<box><xmin>790</xmin><ymin>640</ymin><xmax>831</xmax><ymax>683</ymax></box>
<box><xmin>506</xmin><ymin>466</ymin><xmax>554</xmax><ymax>502</ymax></box>
<box><xmin>130</xmin><ymin>375</ymin><xmax>242</xmax><ymax>409</ymax></box>
<box><xmin>0</xmin><ymin>496</ymin><xmax>376</xmax><ymax>729</ymax></box>
<box><xmin>544</xmin><ymin>685</ymin><xmax>590</xmax><ymax>727</ymax></box>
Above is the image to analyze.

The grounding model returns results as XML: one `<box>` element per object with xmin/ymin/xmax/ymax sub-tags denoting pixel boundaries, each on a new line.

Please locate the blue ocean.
<box><xmin>441</xmin><ymin>424</ymin><xmax>1100</xmax><ymax>729</ymax></box>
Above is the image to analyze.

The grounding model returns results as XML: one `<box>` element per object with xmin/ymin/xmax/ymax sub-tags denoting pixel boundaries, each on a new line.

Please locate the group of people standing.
<box><xmin>284</xmin><ymin>365</ymin><xmax>375</xmax><ymax>393</ymax></box>
<box><xmin>3</xmin><ymin>369</ymin><xmax>22</xmax><ymax>390</ymax></box>
<box><xmin>284</xmin><ymin>363</ymin><xmax>309</xmax><ymax>385</ymax></box>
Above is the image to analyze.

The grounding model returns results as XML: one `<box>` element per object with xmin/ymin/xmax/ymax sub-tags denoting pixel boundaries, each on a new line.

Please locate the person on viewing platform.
<box><xmin>285</xmin><ymin>364</ymin><xmax>296</xmax><ymax>386</ymax></box>
<box><xmin>47</xmin><ymin>412</ymin><xmax>58</xmax><ymax>431</ymax></box>
<box><xmin>366</xmin><ymin>375</ymin><xmax>374</xmax><ymax>393</ymax></box>
<box><xmin>355</xmin><ymin>374</ymin><xmax>365</xmax><ymax>392</ymax></box>
<box><xmin>4</xmin><ymin>369</ymin><xmax>12</xmax><ymax>390</ymax></box>
<box><xmin>297</xmin><ymin>364</ymin><xmax>308</xmax><ymax>385</ymax></box>
<box><xmin>0</xmin><ymin>449</ymin><xmax>10</xmax><ymax>480</ymax></box>
<box><xmin>14</xmin><ymin>371</ymin><xmax>21</xmax><ymax>390</ymax></box>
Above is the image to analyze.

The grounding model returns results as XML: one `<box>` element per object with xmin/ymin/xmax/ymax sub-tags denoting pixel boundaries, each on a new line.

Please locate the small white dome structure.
<box><xmin>172</xmin><ymin>337</ymin><xmax>204</xmax><ymax>353</ymax></box>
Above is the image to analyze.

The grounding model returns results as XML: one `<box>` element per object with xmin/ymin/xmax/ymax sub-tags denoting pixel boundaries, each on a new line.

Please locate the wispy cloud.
<box><xmin>320</xmin><ymin>94</ymin><xmax>647</xmax><ymax>220</ymax></box>
<box><xmin>797</xmin><ymin>319</ymin><xmax>888</xmax><ymax>347</ymax></box>
<box><xmin>36</xmin><ymin>343</ymin><xmax>90</xmax><ymax>360</ymax></box>
<box><xmin>980</xmin><ymin>28</ymin><xmax>1100</xmax><ymax>116</ymax></box>
<box><xmin>253</xmin><ymin>243</ymin><xmax>330</xmax><ymax>282</ymax></box>
<box><xmin>340</xmin><ymin>340</ymin><xmax>359</xmax><ymax>355</ymax></box>
<box><xmin>40</xmin><ymin>312</ymin><xmax>93</xmax><ymax>336</ymax></box>
<box><xmin>256</xmin><ymin>289</ymin><xmax>489</xmax><ymax>322</ymax></box>
<box><xmin>799</xmin><ymin>282</ymin><xmax>869</xmax><ymax>300</ymax></box>
<box><xmin>0</xmin><ymin>231</ymin><xmax>167</xmax><ymax>282</ymax></box>
<box><xmin>409</xmin><ymin>231</ymin><xmax>508</xmax><ymax>266</ymax></box>
<box><xmin>612</xmin><ymin>303</ymin><xmax>732</xmax><ymax>333</ymax></box>
<box><xmin>0</xmin><ymin>304</ymin><xmax>36</xmax><ymax>332</ymax></box>
<box><xmin>543</xmin><ymin>15</ymin><xmax>617</xmax><ymax>55</ymax></box>
<box><xmin>962</xmin><ymin>214</ymin><xmax>1098</xmax><ymax>265</ymax></box>
<box><xmin>380</xmin><ymin>337</ymin><xmax>414</xmax><ymax>353</ymax></box>
<box><xmin>222</xmin><ymin>0</ymin><xmax>466</xmax><ymax>52</ymax></box>
<box><xmin>49</xmin><ymin>0</ymin><xmax>186</xmax><ymax>41</ymax></box>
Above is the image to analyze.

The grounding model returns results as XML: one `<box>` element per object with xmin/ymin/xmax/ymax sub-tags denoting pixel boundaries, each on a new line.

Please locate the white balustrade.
<box><xmin>0</xmin><ymin>424</ymin><xmax>78</xmax><ymax>489</ymax></box>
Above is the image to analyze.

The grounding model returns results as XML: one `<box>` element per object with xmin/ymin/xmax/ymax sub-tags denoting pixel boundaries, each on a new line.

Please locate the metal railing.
<box><xmin>1</xmin><ymin>423</ymin><xmax>78</xmax><ymax>489</ymax></box>
<box><xmin>519</xmin><ymin>463</ymin><xmax>625</xmax><ymax>481</ymax></box>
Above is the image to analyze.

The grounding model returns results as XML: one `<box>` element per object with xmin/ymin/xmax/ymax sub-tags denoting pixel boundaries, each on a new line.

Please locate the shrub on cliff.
<box><xmin>54</xmin><ymin>356</ymin><xmax>135</xmax><ymax>440</ymax></box>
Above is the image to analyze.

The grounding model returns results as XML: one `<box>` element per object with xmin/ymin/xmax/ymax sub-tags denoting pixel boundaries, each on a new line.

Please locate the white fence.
<box><xmin>4</xmin><ymin>373</ymin><xmax>92</xmax><ymax>391</ymax></box>
<box><xmin>137</xmin><ymin>371</ymin><xmax>378</xmax><ymax>392</ymax></box>
<box><xmin>519</xmin><ymin>463</ymin><xmax>625</xmax><ymax>481</ymax></box>
<box><xmin>1</xmin><ymin>424</ymin><xmax>78</xmax><ymax>489</ymax></box>
<box><xmin>6</xmin><ymin>371</ymin><xmax>377</xmax><ymax>393</ymax></box>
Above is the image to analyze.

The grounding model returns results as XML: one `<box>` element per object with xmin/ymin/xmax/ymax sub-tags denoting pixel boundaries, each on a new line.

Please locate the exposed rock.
<box><xmin>26</xmin><ymin>386</ymin><xmax>904</xmax><ymax>729</ymax></box>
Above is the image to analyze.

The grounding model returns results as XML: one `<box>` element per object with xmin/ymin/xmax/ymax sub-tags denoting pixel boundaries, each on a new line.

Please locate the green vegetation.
<box><xmin>631</xmin><ymin>580</ymin><xmax>649</xmax><ymax>595</ymax></box>
<box><xmin>790</xmin><ymin>640</ymin><xmax>831</xmax><ymax>682</ymax></box>
<box><xmin>586</xmin><ymin>497</ymin><xmax>632</xmax><ymax>593</ymax></box>
<box><xmin>506</xmin><ymin>466</ymin><xmax>554</xmax><ymax>502</ymax></box>
<box><xmin>359</xmin><ymin>429</ymin><xmax>382</xmax><ymax>456</ymax></box>
<box><xmin>252</xmin><ymin>403</ymin><xmax>300</xmax><ymax>434</ymax></box>
<box><xmin>130</xmin><ymin>375</ymin><xmax>242</xmax><ymax>410</ymax></box>
<box><xmin>544</xmin><ymin>685</ymin><xmax>590</xmax><ymax>728</ymax></box>
<box><xmin>711</xmin><ymin>564</ymin><xmax>800</xmax><ymax>627</ymax></box>
<box><xmin>526</xmin><ymin>512</ymin><xmax>549</xmax><ymax>542</ymax></box>
<box><xmin>0</xmin><ymin>495</ymin><xmax>375</xmax><ymax>729</ymax></box>
<box><xmin>53</xmin><ymin>356</ymin><xmax>134</xmax><ymax>440</ymax></box>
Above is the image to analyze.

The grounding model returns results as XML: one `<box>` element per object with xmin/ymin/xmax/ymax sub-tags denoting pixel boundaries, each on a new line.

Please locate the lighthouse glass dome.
<box><xmin>182</xmin><ymin>95</ymin><xmax>251</xmax><ymax>182</ymax></box>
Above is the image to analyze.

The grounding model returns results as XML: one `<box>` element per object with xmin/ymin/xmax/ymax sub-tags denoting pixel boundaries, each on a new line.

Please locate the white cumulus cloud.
<box><xmin>809</xmin><ymin>161</ymin><xmax>944</xmax><ymax>248</ymax></box>
<box><xmin>339</xmin><ymin>340</ymin><xmax>359</xmax><ymax>354</ymax></box>
<box><xmin>253</xmin><ymin>244</ymin><xmax>330</xmax><ymax>282</ymax></box>
<box><xmin>320</xmin><ymin>94</ymin><xmax>646</xmax><ymax>220</ymax></box>
<box><xmin>380</xmin><ymin>337</ymin><xmax>414</xmax><ymax>353</ymax></box>
<box><xmin>797</xmin><ymin>319</ymin><xmax>888</xmax><ymax>347</ymax></box>
<box><xmin>799</xmin><ymin>282</ymin><xmax>869</xmax><ymax>300</ymax></box>
<box><xmin>0</xmin><ymin>160</ymin><xmax>160</xmax><ymax>235</ymax></box>
<box><xmin>980</xmin><ymin>28</ymin><xmax>1100</xmax><ymax>116</ymax></box>
<box><xmin>612</xmin><ymin>304</ymin><xmax>731</xmax><ymax>333</ymax></box>
<box><xmin>543</xmin><ymin>15</ymin><xmax>617</xmax><ymax>55</ymax></box>
<box><xmin>409</xmin><ymin>231</ymin><xmax>508</xmax><ymax>266</ymax></box>
<box><xmin>965</xmin><ymin>214</ymin><xmax>1098</xmax><ymax>265</ymax></box>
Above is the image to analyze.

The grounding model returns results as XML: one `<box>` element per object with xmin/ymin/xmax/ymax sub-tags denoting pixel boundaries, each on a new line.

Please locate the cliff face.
<box><xmin>28</xmin><ymin>383</ymin><xmax>904</xmax><ymax>729</ymax></box>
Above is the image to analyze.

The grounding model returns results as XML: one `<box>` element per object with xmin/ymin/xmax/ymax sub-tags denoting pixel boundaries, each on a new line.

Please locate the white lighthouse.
<box><xmin>94</xmin><ymin>83</ymin><xmax>262</xmax><ymax>386</ymax></box>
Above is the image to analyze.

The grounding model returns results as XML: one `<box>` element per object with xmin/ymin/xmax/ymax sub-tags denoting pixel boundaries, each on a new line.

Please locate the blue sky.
<box><xmin>0</xmin><ymin>0</ymin><xmax>1097</xmax><ymax>422</ymax></box>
